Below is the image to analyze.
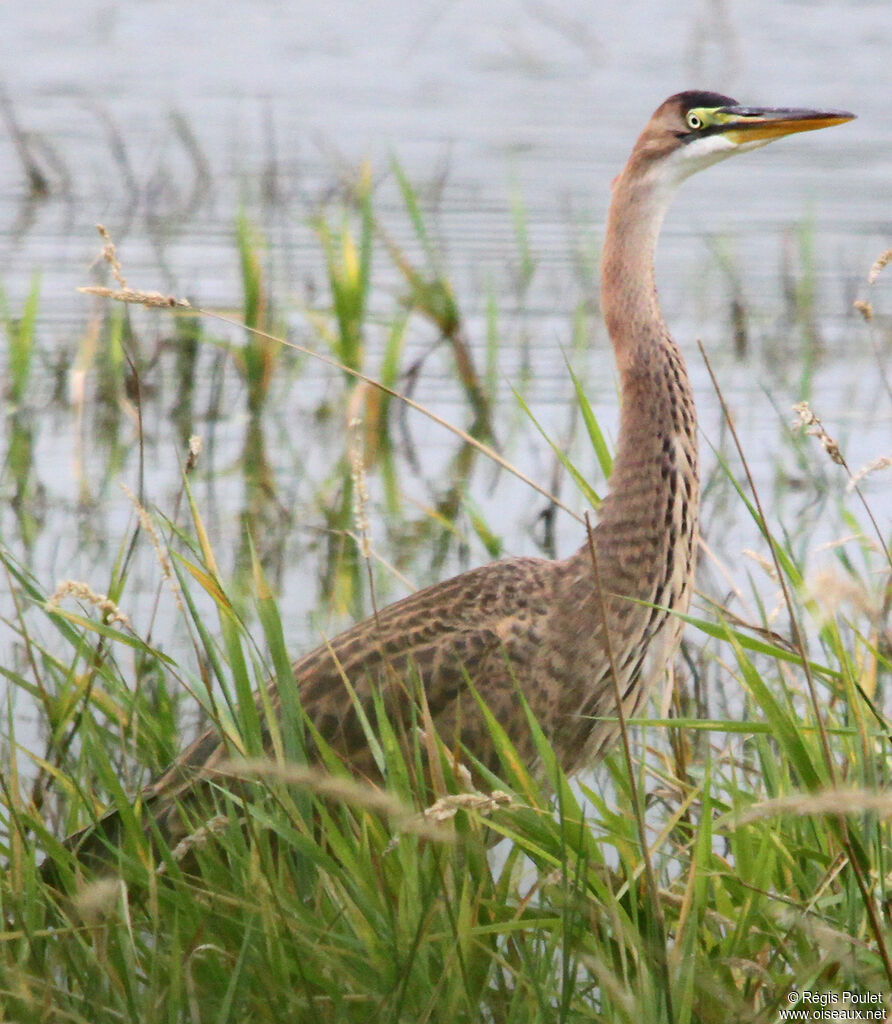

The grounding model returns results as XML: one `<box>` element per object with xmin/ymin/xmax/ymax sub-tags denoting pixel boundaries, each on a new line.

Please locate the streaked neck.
<box><xmin>600</xmin><ymin>165</ymin><xmax>675</xmax><ymax>371</ymax></box>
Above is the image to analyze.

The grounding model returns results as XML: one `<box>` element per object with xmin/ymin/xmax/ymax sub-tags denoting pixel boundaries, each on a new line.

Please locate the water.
<box><xmin>1</xmin><ymin>1</ymin><xmax>890</xmax><ymax>721</ymax></box>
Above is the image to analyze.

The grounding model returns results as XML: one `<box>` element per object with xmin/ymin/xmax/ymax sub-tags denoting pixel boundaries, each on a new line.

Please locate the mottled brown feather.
<box><xmin>63</xmin><ymin>92</ymin><xmax>776</xmax><ymax>868</ymax></box>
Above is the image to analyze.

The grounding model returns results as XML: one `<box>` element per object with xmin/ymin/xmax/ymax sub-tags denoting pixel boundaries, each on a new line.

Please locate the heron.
<box><xmin>64</xmin><ymin>91</ymin><xmax>853</xmax><ymax>867</ymax></box>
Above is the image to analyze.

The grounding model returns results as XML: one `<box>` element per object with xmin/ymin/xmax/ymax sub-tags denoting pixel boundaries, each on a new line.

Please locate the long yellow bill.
<box><xmin>718</xmin><ymin>105</ymin><xmax>855</xmax><ymax>143</ymax></box>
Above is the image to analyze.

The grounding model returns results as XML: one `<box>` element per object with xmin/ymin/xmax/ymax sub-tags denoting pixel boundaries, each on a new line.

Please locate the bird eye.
<box><xmin>686</xmin><ymin>111</ymin><xmax>703</xmax><ymax>131</ymax></box>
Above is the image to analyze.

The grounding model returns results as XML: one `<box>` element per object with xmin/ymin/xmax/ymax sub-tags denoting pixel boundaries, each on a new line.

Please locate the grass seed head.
<box><xmin>792</xmin><ymin>401</ymin><xmax>844</xmax><ymax>465</ymax></box>
<box><xmin>72</xmin><ymin>877</ymin><xmax>124</xmax><ymax>922</ymax></box>
<box><xmin>853</xmin><ymin>298</ymin><xmax>873</xmax><ymax>321</ymax></box>
<box><xmin>46</xmin><ymin>580</ymin><xmax>131</xmax><ymax>628</ymax></box>
<box><xmin>186</xmin><ymin>434</ymin><xmax>203</xmax><ymax>472</ymax></box>
<box><xmin>868</xmin><ymin>247</ymin><xmax>892</xmax><ymax>285</ymax></box>
<box><xmin>82</xmin><ymin>226</ymin><xmax>190</xmax><ymax>307</ymax></box>
<box><xmin>120</xmin><ymin>484</ymin><xmax>183</xmax><ymax>611</ymax></box>
<box><xmin>847</xmin><ymin>451</ymin><xmax>892</xmax><ymax>491</ymax></box>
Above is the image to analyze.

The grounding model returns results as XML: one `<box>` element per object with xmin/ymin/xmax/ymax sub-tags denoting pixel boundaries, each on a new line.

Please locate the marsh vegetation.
<box><xmin>1</xmin><ymin>155</ymin><xmax>891</xmax><ymax>1022</ymax></box>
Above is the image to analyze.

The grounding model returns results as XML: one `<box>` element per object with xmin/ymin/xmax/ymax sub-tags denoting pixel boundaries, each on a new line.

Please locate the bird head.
<box><xmin>628</xmin><ymin>90</ymin><xmax>855</xmax><ymax>189</ymax></box>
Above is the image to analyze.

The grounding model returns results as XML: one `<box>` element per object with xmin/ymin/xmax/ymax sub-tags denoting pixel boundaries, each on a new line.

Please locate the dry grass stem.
<box><xmin>421</xmin><ymin>789</ymin><xmax>514</xmax><ymax>824</ymax></box>
<box><xmin>814</xmin><ymin>533</ymin><xmax>863</xmax><ymax>553</ymax></box>
<box><xmin>216</xmin><ymin>759</ymin><xmax>426</xmax><ymax>825</ymax></box>
<box><xmin>164</xmin><ymin>814</ymin><xmax>233</xmax><ymax>870</ymax></box>
<box><xmin>199</xmin><ymin>310</ymin><xmax>578</xmax><ymax>523</ymax></box>
<box><xmin>731</xmin><ymin>789</ymin><xmax>892</xmax><ymax>826</ymax></box>
<box><xmin>742</xmin><ymin>549</ymin><xmax>779</xmax><ymax>581</ymax></box>
<box><xmin>868</xmin><ymin>248</ymin><xmax>892</xmax><ymax>285</ymax></box>
<box><xmin>348</xmin><ymin>415</ymin><xmax>372</xmax><ymax>560</ymax></box>
<box><xmin>46</xmin><ymin>580</ymin><xmax>131</xmax><ymax>628</ymax></box>
<box><xmin>81</xmin><ymin>225</ymin><xmax>190</xmax><ymax>307</ymax></box>
<box><xmin>805</xmin><ymin>568</ymin><xmax>878</xmax><ymax>623</ymax></box>
<box><xmin>792</xmin><ymin>401</ymin><xmax>844</xmax><ymax>465</ymax></box>
<box><xmin>341</xmin><ymin>531</ymin><xmax>416</xmax><ymax>593</ymax></box>
<box><xmin>96</xmin><ymin>223</ymin><xmax>127</xmax><ymax>289</ymax></box>
<box><xmin>846</xmin><ymin>451</ymin><xmax>892</xmax><ymax>491</ymax></box>
<box><xmin>853</xmin><ymin>299</ymin><xmax>873</xmax><ymax>322</ymax></box>
<box><xmin>72</xmin><ymin>877</ymin><xmax>124</xmax><ymax>922</ymax></box>
<box><xmin>384</xmin><ymin>789</ymin><xmax>513</xmax><ymax>853</ymax></box>
<box><xmin>185</xmin><ymin>434</ymin><xmax>203</xmax><ymax>473</ymax></box>
<box><xmin>121</xmin><ymin>483</ymin><xmax>183</xmax><ymax>610</ymax></box>
<box><xmin>793</xmin><ymin>405</ymin><xmax>892</xmax><ymax>575</ymax></box>
<box><xmin>79</xmin><ymin>285</ymin><xmax>190</xmax><ymax>309</ymax></box>
<box><xmin>737</xmin><ymin>553</ymin><xmax>785</xmax><ymax>624</ymax></box>
<box><xmin>216</xmin><ymin>759</ymin><xmax>460</xmax><ymax>844</ymax></box>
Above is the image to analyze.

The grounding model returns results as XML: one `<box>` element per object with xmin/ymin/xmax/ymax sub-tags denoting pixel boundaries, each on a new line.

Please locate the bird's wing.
<box><xmin>141</xmin><ymin>557</ymin><xmax>554</xmax><ymax>824</ymax></box>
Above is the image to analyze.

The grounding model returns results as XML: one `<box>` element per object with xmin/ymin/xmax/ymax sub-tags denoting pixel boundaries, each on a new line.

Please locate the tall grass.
<box><xmin>2</xmin><ymin>467</ymin><xmax>890</xmax><ymax>1020</ymax></box>
<box><xmin>1</xmin><ymin>168</ymin><xmax>891</xmax><ymax>1022</ymax></box>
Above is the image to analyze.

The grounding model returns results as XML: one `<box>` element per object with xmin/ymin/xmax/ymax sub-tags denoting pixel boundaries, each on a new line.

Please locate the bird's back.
<box><xmin>139</xmin><ymin>553</ymin><xmax>573</xmax><ymax>844</ymax></box>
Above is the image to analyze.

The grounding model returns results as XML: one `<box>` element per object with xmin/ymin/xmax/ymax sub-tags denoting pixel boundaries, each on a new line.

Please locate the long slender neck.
<box><xmin>573</xmin><ymin>159</ymin><xmax>699</xmax><ymax>596</ymax></box>
<box><xmin>601</xmin><ymin>164</ymin><xmax>675</xmax><ymax>377</ymax></box>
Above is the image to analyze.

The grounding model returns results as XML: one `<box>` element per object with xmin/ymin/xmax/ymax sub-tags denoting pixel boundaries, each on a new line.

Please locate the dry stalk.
<box><xmin>79</xmin><ymin>285</ymin><xmax>189</xmax><ymax>309</ymax></box>
<box><xmin>792</xmin><ymin>402</ymin><xmax>892</xmax><ymax>573</ymax></box>
<box><xmin>79</xmin><ymin>225</ymin><xmax>190</xmax><ymax>308</ymax></box>
<box><xmin>79</xmin><ymin>226</ymin><xmax>574</xmax><ymax>523</ymax></box>
<box><xmin>121</xmin><ymin>483</ymin><xmax>183</xmax><ymax>611</ymax></box>
<box><xmin>701</xmin><ymin>342</ymin><xmax>892</xmax><ymax>985</ymax></box>
<box><xmin>385</xmin><ymin>788</ymin><xmax>514</xmax><ymax>853</ymax></box>
<box><xmin>868</xmin><ymin>248</ymin><xmax>892</xmax><ymax>286</ymax></box>
<box><xmin>96</xmin><ymin>223</ymin><xmax>127</xmax><ymax>288</ymax></box>
<box><xmin>185</xmin><ymin>434</ymin><xmax>203</xmax><ymax>473</ymax></box>
<box><xmin>348</xmin><ymin>415</ymin><xmax>372</xmax><ymax>561</ymax></box>
<box><xmin>853</xmin><ymin>299</ymin><xmax>873</xmax><ymax>322</ymax></box>
<box><xmin>421</xmin><ymin>789</ymin><xmax>514</xmax><ymax>824</ymax></box>
<box><xmin>805</xmin><ymin>567</ymin><xmax>878</xmax><ymax>624</ymax></box>
<box><xmin>46</xmin><ymin>580</ymin><xmax>131</xmax><ymax>629</ymax></box>
<box><xmin>163</xmin><ymin>814</ymin><xmax>233</xmax><ymax>870</ymax></box>
<box><xmin>730</xmin><ymin>788</ymin><xmax>892</xmax><ymax>826</ymax></box>
<box><xmin>216</xmin><ymin>759</ymin><xmax>406</xmax><ymax>811</ymax></box>
<box><xmin>71</xmin><ymin>877</ymin><xmax>125</xmax><ymax>922</ymax></box>
<box><xmin>847</xmin><ymin>451</ymin><xmax>892</xmax><ymax>492</ymax></box>
<box><xmin>742</xmin><ymin>548</ymin><xmax>778</xmax><ymax>581</ymax></box>
<box><xmin>792</xmin><ymin>401</ymin><xmax>843</xmax><ymax>465</ymax></box>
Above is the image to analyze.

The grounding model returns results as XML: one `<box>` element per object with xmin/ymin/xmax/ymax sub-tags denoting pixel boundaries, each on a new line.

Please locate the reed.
<box><xmin>0</xmin><ymin>167</ymin><xmax>890</xmax><ymax>1023</ymax></box>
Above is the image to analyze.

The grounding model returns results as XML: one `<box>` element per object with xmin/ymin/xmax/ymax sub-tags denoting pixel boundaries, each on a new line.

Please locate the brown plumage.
<box><xmin>63</xmin><ymin>91</ymin><xmax>853</xmax><ymax>865</ymax></box>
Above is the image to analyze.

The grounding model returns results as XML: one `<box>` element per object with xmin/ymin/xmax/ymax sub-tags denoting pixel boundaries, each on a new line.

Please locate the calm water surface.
<box><xmin>1</xmin><ymin>1</ymin><xmax>890</xmax><ymax>728</ymax></box>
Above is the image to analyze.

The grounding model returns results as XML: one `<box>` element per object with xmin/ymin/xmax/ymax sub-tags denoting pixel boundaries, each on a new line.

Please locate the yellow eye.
<box><xmin>686</xmin><ymin>111</ymin><xmax>703</xmax><ymax>130</ymax></box>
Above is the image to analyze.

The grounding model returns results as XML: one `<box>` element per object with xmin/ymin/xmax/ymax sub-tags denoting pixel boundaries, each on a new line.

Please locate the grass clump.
<box><xmin>1</xmin><ymin>173</ymin><xmax>891</xmax><ymax>1023</ymax></box>
<box><xmin>2</xmin><ymin>375</ymin><xmax>890</xmax><ymax>1021</ymax></box>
